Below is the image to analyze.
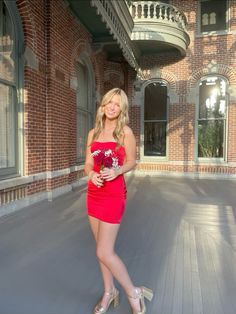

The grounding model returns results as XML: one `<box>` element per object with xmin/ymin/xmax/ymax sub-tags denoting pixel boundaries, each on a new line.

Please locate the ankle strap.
<box><xmin>128</xmin><ymin>288</ymin><xmax>142</xmax><ymax>299</ymax></box>
<box><xmin>104</xmin><ymin>287</ymin><xmax>117</xmax><ymax>296</ymax></box>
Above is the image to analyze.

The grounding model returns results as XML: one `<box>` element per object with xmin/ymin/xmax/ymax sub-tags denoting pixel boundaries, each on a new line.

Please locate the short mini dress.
<box><xmin>86</xmin><ymin>141</ymin><xmax>127</xmax><ymax>224</ymax></box>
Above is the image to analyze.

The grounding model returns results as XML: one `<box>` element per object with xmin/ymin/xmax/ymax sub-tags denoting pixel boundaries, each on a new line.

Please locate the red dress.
<box><xmin>86</xmin><ymin>141</ymin><xmax>127</xmax><ymax>224</ymax></box>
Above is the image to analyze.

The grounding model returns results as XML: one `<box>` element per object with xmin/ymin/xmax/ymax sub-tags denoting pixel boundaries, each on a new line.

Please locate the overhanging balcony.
<box><xmin>130</xmin><ymin>1</ymin><xmax>190</xmax><ymax>56</ymax></box>
<box><xmin>67</xmin><ymin>0</ymin><xmax>140</xmax><ymax>71</ymax></box>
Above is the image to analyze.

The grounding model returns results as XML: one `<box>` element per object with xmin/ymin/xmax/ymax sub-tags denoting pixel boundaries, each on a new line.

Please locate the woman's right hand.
<box><xmin>89</xmin><ymin>171</ymin><xmax>104</xmax><ymax>188</ymax></box>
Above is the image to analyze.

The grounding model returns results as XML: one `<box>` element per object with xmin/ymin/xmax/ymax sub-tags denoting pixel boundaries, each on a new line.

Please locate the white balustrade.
<box><xmin>130</xmin><ymin>1</ymin><xmax>187</xmax><ymax>31</ymax></box>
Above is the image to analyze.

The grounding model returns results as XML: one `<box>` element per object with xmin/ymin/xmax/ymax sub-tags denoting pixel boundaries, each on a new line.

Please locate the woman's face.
<box><xmin>103</xmin><ymin>94</ymin><xmax>122</xmax><ymax>120</ymax></box>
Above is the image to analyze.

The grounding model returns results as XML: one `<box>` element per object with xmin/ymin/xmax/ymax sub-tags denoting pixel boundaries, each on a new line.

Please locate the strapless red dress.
<box><xmin>86</xmin><ymin>141</ymin><xmax>127</xmax><ymax>224</ymax></box>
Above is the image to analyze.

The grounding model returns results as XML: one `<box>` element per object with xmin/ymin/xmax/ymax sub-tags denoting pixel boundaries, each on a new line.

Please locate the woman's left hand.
<box><xmin>100</xmin><ymin>167</ymin><xmax>120</xmax><ymax>181</ymax></box>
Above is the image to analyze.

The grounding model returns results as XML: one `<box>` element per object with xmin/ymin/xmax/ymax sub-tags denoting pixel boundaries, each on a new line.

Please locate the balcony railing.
<box><xmin>131</xmin><ymin>1</ymin><xmax>188</xmax><ymax>31</ymax></box>
<box><xmin>130</xmin><ymin>1</ymin><xmax>190</xmax><ymax>56</ymax></box>
<box><xmin>90</xmin><ymin>0</ymin><xmax>140</xmax><ymax>70</ymax></box>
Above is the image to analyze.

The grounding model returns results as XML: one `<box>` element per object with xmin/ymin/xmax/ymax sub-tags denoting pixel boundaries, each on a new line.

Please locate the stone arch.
<box><xmin>187</xmin><ymin>63</ymin><xmax>236</xmax><ymax>102</ymax></box>
<box><xmin>144</xmin><ymin>68</ymin><xmax>178</xmax><ymax>90</ymax></box>
<box><xmin>104</xmin><ymin>68</ymin><xmax>124</xmax><ymax>93</ymax></box>
<box><xmin>69</xmin><ymin>39</ymin><xmax>92</xmax><ymax>78</ymax></box>
<box><xmin>16</xmin><ymin>0</ymin><xmax>36</xmax><ymax>52</ymax></box>
<box><xmin>158</xmin><ymin>69</ymin><xmax>178</xmax><ymax>91</ymax></box>
<box><xmin>187</xmin><ymin>64</ymin><xmax>236</xmax><ymax>90</ymax></box>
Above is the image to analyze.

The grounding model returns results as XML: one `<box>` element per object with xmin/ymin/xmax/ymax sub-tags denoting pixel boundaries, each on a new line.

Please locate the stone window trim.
<box><xmin>195</xmin><ymin>74</ymin><xmax>229</xmax><ymax>162</ymax></box>
<box><xmin>75</xmin><ymin>52</ymin><xmax>96</xmax><ymax>165</ymax></box>
<box><xmin>0</xmin><ymin>1</ymin><xmax>24</xmax><ymax>180</ymax></box>
<box><xmin>140</xmin><ymin>79</ymin><xmax>171</xmax><ymax>162</ymax></box>
<box><xmin>196</xmin><ymin>0</ymin><xmax>231</xmax><ymax>37</ymax></box>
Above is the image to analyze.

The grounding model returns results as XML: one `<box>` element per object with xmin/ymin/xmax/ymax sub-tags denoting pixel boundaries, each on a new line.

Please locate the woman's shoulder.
<box><xmin>123</xmin><ymin>125</ymin><xmax>135</xmax><ymax>146</ymax></box>
<box><xmin>88</xmin><ymin>128</ymin><xmax>95</xmax><ymax>137</ymax></box>
<box><xmin>87</xmin><ymin>128</ymin><xmax>95</xmax><ymax>145</ymax></box>
<box><xmin>123</xmin><ymin>125</ymin><xmax>133</xmax><ymax>135</ymax></box>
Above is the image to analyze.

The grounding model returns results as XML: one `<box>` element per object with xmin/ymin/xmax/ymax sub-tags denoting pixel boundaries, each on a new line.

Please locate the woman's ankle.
<box><xmin>126</xmin><ymin>286</ymin><xmax>141</xmax><ymax>298</ymax></box>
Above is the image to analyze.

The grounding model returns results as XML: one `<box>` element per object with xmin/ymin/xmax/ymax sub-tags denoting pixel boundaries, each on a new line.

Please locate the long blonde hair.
<box><xmin>92</xmin><ymin>88</ymin><xmax>129</xmax><ymax>146</ymax></box>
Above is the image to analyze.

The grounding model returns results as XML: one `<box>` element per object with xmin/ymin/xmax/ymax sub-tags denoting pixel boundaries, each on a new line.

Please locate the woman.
<box><xmin>84</xmin><ymin>88</ymin><xmax>153</xmax><ymax>314</ymax></box>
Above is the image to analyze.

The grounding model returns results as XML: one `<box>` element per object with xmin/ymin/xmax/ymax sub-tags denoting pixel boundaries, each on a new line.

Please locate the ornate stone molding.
<box><xmin>90</xmin><ymin>0</ymin><xmax>140</xmax><ymax>71</ymax></box>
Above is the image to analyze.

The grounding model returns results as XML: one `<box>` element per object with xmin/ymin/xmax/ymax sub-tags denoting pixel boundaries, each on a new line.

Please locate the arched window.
<box><xmin>144</xmin><ymin>81</ymin><xmax>168</xmax><ymax>156</ymax></box>
<box><xmin>198</xmin><ymin>76</ymin><xmax>227</xmax><ymax>158</ymax></box>
<box><xmin>0</xmin><ymin>1</ymin><xmax>23</xmax><ymax>178</ymax></box>
<box><xmin>76</xmin><ymin>58</ymin><xmax>95</xmax><ymax>163</ymax></box>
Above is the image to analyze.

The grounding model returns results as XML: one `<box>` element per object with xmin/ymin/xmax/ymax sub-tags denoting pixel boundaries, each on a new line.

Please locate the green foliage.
<box><xmin>198</xmin><ymin>120</ymin><xmax>223</xmax><ymax>157</ymax></box>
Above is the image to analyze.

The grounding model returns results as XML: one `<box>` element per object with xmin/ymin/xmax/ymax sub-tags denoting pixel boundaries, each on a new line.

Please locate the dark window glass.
<box><xmin>198</xmin><ymin>76</ymin><xmax>227</xmax><ymax>158</ymax></box>
<box><xmin>0</xmin><ymin>1</ymin><xmax>18</xmax><ymax>176</ymax></box>
<box><xmin>144</xmin><ymin>82</ymin><xmax>167</xmax><ymax>156</ymax></box>
<box><xmin>200</xmin><ymin>0</ymin><xmax>227</xmax><ymax>32</ymax></box>
<box><xmin>76</xmin><ymin>61</ymin><xmax>94</xmax><ymax>163</ymax></box>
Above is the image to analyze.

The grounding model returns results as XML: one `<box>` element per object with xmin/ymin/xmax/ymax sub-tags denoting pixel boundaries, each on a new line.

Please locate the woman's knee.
<box><xmin>96</xmin><ymin>247</ymin><xmax>115</xmax><ymax>264</ymax></box>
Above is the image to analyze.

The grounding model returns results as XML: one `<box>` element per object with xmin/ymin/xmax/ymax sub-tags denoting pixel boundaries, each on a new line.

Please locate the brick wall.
<box><xmin>130</xmin><ymin>0</ymin><xmax>236</xmax><ymax>174</ymax></box>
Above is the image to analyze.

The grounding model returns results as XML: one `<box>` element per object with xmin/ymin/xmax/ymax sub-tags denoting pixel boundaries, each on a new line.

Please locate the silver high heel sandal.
<box><xmin>128</xmin><ymin>286</ymin><xmax>153</xmax><ymax>314</ymax></box>
<box><xmin>93</xmin><ymin>287</ymin><xmax>120</xmax><ymax>314</ymax></box>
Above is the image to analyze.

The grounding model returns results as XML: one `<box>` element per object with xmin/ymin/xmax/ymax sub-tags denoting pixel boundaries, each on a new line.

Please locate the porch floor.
<box><xmin>0</xmin><ymin>175</ymin><xmax>236</xmax><ymax>314</ymax></box>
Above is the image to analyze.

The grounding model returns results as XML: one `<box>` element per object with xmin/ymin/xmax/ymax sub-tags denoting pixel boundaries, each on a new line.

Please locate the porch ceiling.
<box><xmin>67</xmin><ymin>0</ymin><xmax>126</xmax><ymax>62</ymax></box>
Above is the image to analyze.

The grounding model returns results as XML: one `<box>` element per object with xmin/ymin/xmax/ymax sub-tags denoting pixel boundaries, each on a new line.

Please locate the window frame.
<box><xmin>0</xmin><ymin>0</ymin><xmax>24</xmax><ymax>180</ymax></box>
<box><xmin>75</xmin><ymin>54</ymin><xmax>95</xmax><ymax>164</ymax></box>
<box><xmin>197</xmin><ymin>0</ymin><xmax>230</xmax><ymax>37</ymax></box>
<box><xmin>140</xmin><ymin>79</ymin><xmax>169</xmax><ymax>162</ymax></box>
<box><xmin>196</xmin><ymin>75</ymin><xmax>228</xmax><ymax>162</ymax></box>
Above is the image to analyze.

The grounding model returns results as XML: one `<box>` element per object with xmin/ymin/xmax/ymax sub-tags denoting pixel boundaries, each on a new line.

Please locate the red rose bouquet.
<box><xmin>92</xmin><ymin>148</ymin><xmax>120</xmax><ymax>170</ymax></box>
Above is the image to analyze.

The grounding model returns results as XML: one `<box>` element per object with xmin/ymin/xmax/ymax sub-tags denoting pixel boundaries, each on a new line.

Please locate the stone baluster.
<box><xmin>141</xmin><ymin>3</ymin><xmax>144</xmax><ymax>19</ymax></box>
<box><xmin>147</xmin><ymin>2</ymin><xmax>151</xmax><ymax>18</ymax></box>
<box><xmin>153</xmin><ymin>3</ymin><xmax>157</xmax><ymax>19</ymax></box>
<box><xmin>164</xmin><ymin>5</ymin><xmax>168</xmax><ymax>21</ymax></box>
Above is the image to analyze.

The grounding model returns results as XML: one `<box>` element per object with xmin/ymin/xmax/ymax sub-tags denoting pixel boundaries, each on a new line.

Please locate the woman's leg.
<box><xmin>88</xmin><ymin>216</ymin><xmax>115</xmax><ymax>307</ymax></box>
<box><xmin>96</xmin><ymin>220</ymin><xmax>141</xmax><ymax>311</ymax></box>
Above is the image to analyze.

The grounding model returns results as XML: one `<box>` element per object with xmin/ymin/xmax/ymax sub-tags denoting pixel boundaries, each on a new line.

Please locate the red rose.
<box><xmin>103</xmin><ymin>156</ymin><xmax>113</xmax><ymax>168</ymax></box>
<box><xmin>94</xmin><ymin>153</ymin><xmax>104</xmax><ymax>166</ymax></box>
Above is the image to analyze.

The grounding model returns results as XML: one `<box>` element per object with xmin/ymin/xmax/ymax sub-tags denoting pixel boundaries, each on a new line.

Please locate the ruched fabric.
<box><xmin>86</xmin><ymin>141</ymin><xmax>127</xmax><ymax>224</ymax></box>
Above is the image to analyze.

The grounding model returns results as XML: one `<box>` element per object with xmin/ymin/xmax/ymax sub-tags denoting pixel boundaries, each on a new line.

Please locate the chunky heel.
<box><xmin>93</xmin><ymin>287</ymin><xmax>120</xmax><ymax>314</ymax></box>
<box><xmin>142</xmin><ymin>287</ymin><xmax>153</xmax><ymax>301</ymax></box>
<box><xmin>127</xmin><ymin>286</ymin><xmax>154</xmax><ymax>314</ymax></box>
<box><xmin>113</xmin><ymin>293</ymin><xmax>119</xmax><ymax>308</ymax></box>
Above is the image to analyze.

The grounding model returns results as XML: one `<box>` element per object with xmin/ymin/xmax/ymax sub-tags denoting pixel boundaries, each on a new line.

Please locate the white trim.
<box><xmin>0</xmin><ymin>165</ymin><xmax>85</xmax><ymax>190</ymax></box>
<box><xmin>47</xmin><ymin>184</ymin><xmax>72</xmax><ymax>201</ymax></box>
<box><xmin>140</xmin><ymin>79</ymin><xmax>170</xmax><ymax>162</ymax></box>
<box><xmin>137</xmin><ymin>160</ymin><xmax>236</xmax><ymax>167</ymax></box>
<box><xmin>0</xmin><ymin>175</ymin><xmax>33</xmax><ymax>190</ymax></box>
<box><xmin>196</xmin><ymin>30</ymin><xmax>232</xmax><ymax>38</ymax></box>
<box><xmin>134</xmin><ymin>169</ymin><xmax>236</xmax><ymax>180</ymax></box>
<box><xmin>195</xmin><ymin>75</ymin><xmax>228</xmax><ymax>161</ymax></box>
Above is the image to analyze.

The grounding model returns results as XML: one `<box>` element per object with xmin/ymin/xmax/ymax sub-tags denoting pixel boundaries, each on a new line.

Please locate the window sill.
<box><xmin>140</xmin><ymin>156</ymin><xmax>168</xmax><ymax>162</ymax></box>
<box><xmin>196</xmin><ymin>158</ymin><xmax>226</xmax><ymax>164</ymax></box>
<box><xmin>0</xmin><ymin>175</ymin><xmax>33</xmax><ymax>191</ymax></box>
<box><xmin>195</xmin><ymin>30</ymin><xmax>232</xmax><ymax>38</ymax></box>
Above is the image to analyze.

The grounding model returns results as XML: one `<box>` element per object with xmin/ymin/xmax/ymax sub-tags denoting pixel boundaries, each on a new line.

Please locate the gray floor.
<box><xmin>0</xmin><ymin>175</ymin><xmax>236</xmax><ymax>314</ymax></box>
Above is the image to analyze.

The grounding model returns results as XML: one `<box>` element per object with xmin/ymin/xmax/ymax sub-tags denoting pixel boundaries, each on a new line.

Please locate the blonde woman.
<box><xmin>84</xmin><ymin>88</ymin><xmax>153</xmax><ymax>314</ymax></box>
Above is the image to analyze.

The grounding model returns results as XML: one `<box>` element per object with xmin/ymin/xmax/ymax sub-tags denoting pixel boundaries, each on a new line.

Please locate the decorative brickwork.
<box><xmin>0</xmin><ymin>186</ymin><xmax>27</xmax><ymax>206</ymax></box>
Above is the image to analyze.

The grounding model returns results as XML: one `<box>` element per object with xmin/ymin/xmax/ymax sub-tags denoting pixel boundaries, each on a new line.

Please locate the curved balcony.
<box><xmin>130</xmin><ymin>1</ymin><xmax>190</xmax><ymax>56</ymax></box>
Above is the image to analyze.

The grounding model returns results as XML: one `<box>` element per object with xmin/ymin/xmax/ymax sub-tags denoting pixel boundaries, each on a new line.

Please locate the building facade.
<box><xmin>1</xmin><ymin>0</ymin><xmax>236</xmax><ymax>216</ymax></box>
